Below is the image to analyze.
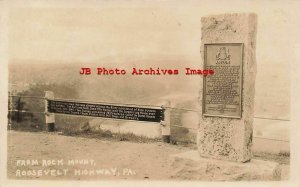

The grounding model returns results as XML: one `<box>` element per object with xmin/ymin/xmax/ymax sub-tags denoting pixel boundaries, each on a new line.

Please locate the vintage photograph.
<box><xmin>1</xmin><ymin>0</ymin><xmax>299</xmax><ymax>186</ymax></box>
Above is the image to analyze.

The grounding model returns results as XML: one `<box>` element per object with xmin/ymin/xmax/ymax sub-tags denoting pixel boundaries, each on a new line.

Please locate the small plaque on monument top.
<box><xmin>198</xmin><ymin>13</ymin><xmax>257</xmax><ymax>162</ymax></box>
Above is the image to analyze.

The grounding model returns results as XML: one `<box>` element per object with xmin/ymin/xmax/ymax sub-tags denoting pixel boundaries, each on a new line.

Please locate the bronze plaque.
<box><xmin>203</xmin><ymin>43</ymin><xmax>243</xmax><ymax>118</ymax></box>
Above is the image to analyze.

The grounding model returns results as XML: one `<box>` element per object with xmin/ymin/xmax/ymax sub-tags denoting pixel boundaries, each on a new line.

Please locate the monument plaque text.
<box><xmin>203</xmin><ymin>43</ymin><xmax>243</xmax><ymax>118</ymax></box>
<box><xmin>47</xmin><ymin>100</ymin><xmax>164</xmax><ymax>122</ymax></box>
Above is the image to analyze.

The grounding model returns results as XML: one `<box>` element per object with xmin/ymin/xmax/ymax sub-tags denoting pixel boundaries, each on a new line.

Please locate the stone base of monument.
<box><xmin>169</xmin><ymin>151</ymin><xmax>281</xmax><ymax>181</ymax></box>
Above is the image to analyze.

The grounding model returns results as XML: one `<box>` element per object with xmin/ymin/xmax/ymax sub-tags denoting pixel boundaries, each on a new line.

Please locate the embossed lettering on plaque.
<box><xmin>203</xmin><ymin>43</ymin><xmax>243</xmax><ymax>118</ymax></box>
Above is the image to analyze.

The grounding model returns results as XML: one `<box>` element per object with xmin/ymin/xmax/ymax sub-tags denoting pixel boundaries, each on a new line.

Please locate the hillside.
<box><xmin>8</xmin><ymin>55</ymin><xmax>290</xmax><ymax>120</ymax></box>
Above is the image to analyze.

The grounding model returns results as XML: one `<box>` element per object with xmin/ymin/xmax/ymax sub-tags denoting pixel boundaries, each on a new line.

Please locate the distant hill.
<box><xmin>8</xmin><ymin>55</ymin><xmax>290</xmax><ymax>119</ymax></box>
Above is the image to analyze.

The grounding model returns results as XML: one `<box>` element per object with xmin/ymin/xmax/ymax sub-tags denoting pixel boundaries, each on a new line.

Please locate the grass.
<box><xmin>59</xmin><ymin>122</ymin><xmax>199</xmax><ymax>148</ymax></box>
<box><xmin>61</xmin><ymin>127</ymin><xmax>162</xmax><ymax>144</ymax></box>
<box><xmin>253</xmin><ymin>151</ymin><xmax>290</xmax><ymax>165</ymax></box>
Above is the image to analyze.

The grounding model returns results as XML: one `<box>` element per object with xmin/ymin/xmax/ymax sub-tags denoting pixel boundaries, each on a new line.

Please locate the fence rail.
<box><xmin>7</xmin><ymin>94</ymin><xmax>290</xmax><ymax>143</ymax></box>
<box><xmin>8</xmin><ymin>94</ymin><xmax>291</xmax><ymax>122</ymax></box>
<box><xmin>8</xmin><ymin>95</ymin><xmax>45</xmax><ymax>99</ymax></box>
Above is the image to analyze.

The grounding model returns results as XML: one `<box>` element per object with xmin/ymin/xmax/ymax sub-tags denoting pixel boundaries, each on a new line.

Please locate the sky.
<box><xmin>7</xmin><ymin>0</ymin><xmax>300</xmax><ymax>64</ymax></box>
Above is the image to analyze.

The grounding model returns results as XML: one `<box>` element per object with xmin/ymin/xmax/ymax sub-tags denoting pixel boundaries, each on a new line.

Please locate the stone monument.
<box><xmin>198</xmin><ymin>13</ymin><xmax>257</xmax><ymax>162</ymax></box>
<box><xmin>171</xmin><ymin>13</ymin><xmax>282</xmax><ymax>180</ymax></box>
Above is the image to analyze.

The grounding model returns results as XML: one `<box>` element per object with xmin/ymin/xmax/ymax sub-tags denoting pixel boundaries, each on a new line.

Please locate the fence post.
<box><xmin>161</xmin><ymin>101</ymin><xmax>171</xmax><ymax>143</ymax></box>
<box><xmin>45</xmin><ymin>91</ymin><xmax>55</xmax><ymax>132</ymax></box>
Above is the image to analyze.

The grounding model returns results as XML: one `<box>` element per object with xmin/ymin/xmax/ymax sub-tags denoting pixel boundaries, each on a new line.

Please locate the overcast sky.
<box><xmin>8</xmin><ymin>0</ymin><xmax>300</xmax><ymax>64</ymax></box>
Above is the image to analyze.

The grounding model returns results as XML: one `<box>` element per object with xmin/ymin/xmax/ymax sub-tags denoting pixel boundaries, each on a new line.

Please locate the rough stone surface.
<box><xmin>198</xmin><ymin>13</ymin><xmax>257</xmax><ymax>162</ymax></box>
<box><xmin>170</xmin><ymin>151</ymin><xmax>281</xmax><ymax>181</ymax></box>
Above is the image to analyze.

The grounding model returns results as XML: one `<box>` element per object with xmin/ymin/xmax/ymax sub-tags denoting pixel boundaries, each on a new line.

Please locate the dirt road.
<box><xmin>7</xmin><ymin>131</ymin><xmax>289</xmax><ymax>181</ymax></box>
<box><xmin>7</xmin><ymin>131</ymin><xmax>191</xmax><ymax>180</ymax></box>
